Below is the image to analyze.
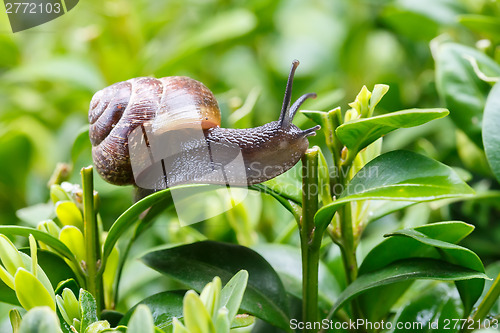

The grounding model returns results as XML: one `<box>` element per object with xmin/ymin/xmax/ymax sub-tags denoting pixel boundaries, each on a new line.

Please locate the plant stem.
<box><xmin>113</xmin><ymin>194</ymin><xmax>173</xmax><ymax>307</ymax></box>
<box><xmin>81</xmin><ymin>166</ymin><xmax>104</xmax><ymax>314</ymax></box>
<box><xmin>112</xmin><ymin>232</ymin><xmax>135</xmax><ymax>308</ymax></box>
<box><xmin>337</xmin><ymin>152</ymin><xmax>363</xmax><ymax>323</ymax></box>
<box><xmin>300</xmin><ymin>147</ymin><xmax>321</xmax><ymax>331</ymax></box>
<box><xmin>339</xmin><ymin>204</ymin><xmax>358</xmax><ymax>284</ymax></box>
<box><xmin>338</xmin><ymin>151</ymin><xmax>358</xmax><ymax>285</ymax></box>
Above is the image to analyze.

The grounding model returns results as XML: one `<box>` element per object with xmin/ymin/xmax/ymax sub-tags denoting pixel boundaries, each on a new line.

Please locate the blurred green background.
<box><xmin>1</xmin><ymin>0</ymin><xmax>499</xmax><ymax>321</ymax></box>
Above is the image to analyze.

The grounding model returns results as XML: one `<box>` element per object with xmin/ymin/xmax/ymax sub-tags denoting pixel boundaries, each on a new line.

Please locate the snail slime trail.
<box><xmin>88</xmin><ymin>60</ymin><xmax>320</xmax><ymax>193</ymax></box>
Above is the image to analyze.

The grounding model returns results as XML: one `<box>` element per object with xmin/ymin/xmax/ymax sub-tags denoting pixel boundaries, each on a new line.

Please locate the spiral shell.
<box><xmin>89</xmin><ymin>76</ymin><xmax>221</xmax><ymax>185</ymax></box>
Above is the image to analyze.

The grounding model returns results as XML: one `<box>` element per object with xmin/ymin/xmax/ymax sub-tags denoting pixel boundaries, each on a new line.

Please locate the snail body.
<box><xmin>89</xmin><ymin>60</ymin><xmax>319</xmax><ymax>190</ymax></box>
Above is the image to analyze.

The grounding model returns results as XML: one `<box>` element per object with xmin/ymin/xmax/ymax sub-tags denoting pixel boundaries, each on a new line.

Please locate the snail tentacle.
<box><xmin>279</xmin><ymin>59</ymin><xmax>300</xmax><ymax>128</ymax></box>
<box><xmin>89</xmin><ymin>60</ymin><xmax>319</xmax><ymax>190</ymax></box>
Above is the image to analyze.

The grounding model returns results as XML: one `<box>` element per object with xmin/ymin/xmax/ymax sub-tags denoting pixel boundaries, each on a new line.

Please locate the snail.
<box><xmin>89</xmin><ymin>60</ymin><xmax>319</xmax><ymax>190</ymax></box>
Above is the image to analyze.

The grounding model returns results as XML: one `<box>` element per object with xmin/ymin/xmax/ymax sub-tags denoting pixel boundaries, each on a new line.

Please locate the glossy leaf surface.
<box><xmin>253</xmin><ymin>243</ymin><xmax>340</xmax><ymax>311</ymax></box>
<box><xmin>102</xmin><ymin>185</ymin><xmax>205</xmax><ymax>262</ymax></box>
<box><xmin>336</xmin><ymin>108</ymin><xmax>448</xmax><ymax>153</ymax></box>
<box><xmin>359</xmin><ymin>222</ymin><xmax>484</xmax><ymax>319</ymax></box>
<box><xmin>328</xmin><ymin>258</ymin><xmax>487</xmax><ymax>318</ymax></box>
<box><xmin>434</xmin><ymin>42</ymin><xmax>500</xmax><ymax>147</ymax></box>
<box><xmin>315</xmin><ymin>151</ymin><xmax>474</xmax><ymax>228</ymax></box>
<box><xmin>127</xmin><ymin>305</ymin><xmax>155</xmax><ymax>333</ymax></box>
<box><xmin>141</xmin><ymin>241</ymin><xmax>290</xmax><ymax>331</ymax></box>
<box><xmin>483</xmin><ymin>81</ymin><xmax>500</xmax><ymax>183</ymax></box>
<box><xmin>14</xmin><ymin>268</ymin><xmax>55</xmax><ymax>311</ymax></box>
<box><xmin>392</xmin><ymin>283</ymin><xmax>462</xmax><ymax>333</ymax></box>
<box><xmin>0</xmin><ymin>226</ymin><xmax>74</xmax><ymax>261</ymax></box>
<box><xmin>120</xmin><ymin>290</ymin><xmax>185</xmax><ymax>330</ymax></box>
<box><xmin>19</xmin><ymin>249</ymin><xmax>78</xmax><ymax>290</ymax></box>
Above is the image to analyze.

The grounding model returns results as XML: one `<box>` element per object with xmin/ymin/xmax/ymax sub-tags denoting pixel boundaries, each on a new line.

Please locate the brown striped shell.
<box><xmin>89</xmin><ymin>76</ymin><xmax>221</xmax><ymax>185</ymax></box>
<box><xmin>89</xmin><ymin>61</ymin><xmax>320</xmax><ymax>191</ymax></box>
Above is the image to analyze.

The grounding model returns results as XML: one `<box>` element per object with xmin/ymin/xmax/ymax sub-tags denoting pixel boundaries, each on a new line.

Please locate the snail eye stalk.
<box><xmin>278</xmin><ymin>61</ymin><xmax>317</xmax><ymax>129</ymax></box>
<box><xmin>279</xmin><ymin>60</ymin><xmax>300</xmax><ymax>128</ymax></box>
<box><xmin>288</xmin><ymin>93</ymin><xmax>317</xmax><ymax>123</ymax></box>
<box><xmin>301</xmin><ymin>125</ymin><xmax>321</xmax><ymax>137</ymax></box>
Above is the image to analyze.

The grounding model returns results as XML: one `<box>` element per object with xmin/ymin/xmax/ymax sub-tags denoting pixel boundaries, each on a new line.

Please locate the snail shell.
<box><xmin>89</xmin><ymin>76</ymin><xmax>220</xmax><ymax>185</ymax></box>
<box><xmin>89</xmin><ymin>61</ymin><xmax>319</xmax><ymax>189</ymax></box>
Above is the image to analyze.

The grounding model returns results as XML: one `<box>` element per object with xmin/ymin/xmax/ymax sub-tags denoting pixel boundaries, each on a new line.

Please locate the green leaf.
<box><xmin>18</xmin><ymin>252</ymin><xmax>55</xmax><ymax>306</ymax></box>
<box><xmin>183</xmin><ymin>291</ymin><xmax>214</xmax><ymax>333</ymax></box>
<box><xmin>55</xmin><ymin>201</ymin><xmax>83</xmax><ymax>230</ymax></box>
<box><xmin>127</xmin><ymin>305</ymin><xmax>155</xmax><ymax>333</ymax></box>
<box><xmin>172</xmin><ymin>319</ymin><xmax>189</xmax><ymax>333</ymax></box>
<box><xmin>120</xmin><ymin>290</ymin><xmax>185</xmax><ymax>331</ymax></box>
<box><xmin>368</xmin><ymin>84</ymin><xmax>390</xmax><ymax>114</ymax></box>
<box><xmin>336</xmin><ymin>109</ymin><xmax>449</xmax><ymax>154</ymax></box>
<box><xmin>0</xmin><ymin>234</ymin><xmax>25</xmax><ymax>275</ymax></box>
<box><xmin>252</xmin><ymin>244</ymin><xmax>340</xmax><ymax>311</ymax></box>
<box><xmin>122</xmin><ymin>289</ymin><xmax>263</xmax><ymax>332</ymax></box>
<box><xmin>382</xmin><ymin>6</ymin><xmax>439</xmax><ymax>41</ymax></box>
<box><xmin>19</xmin><ymin>249</ymin><xmax>78</xmax><ymax>291</ymax></box>
<box><xmin>382</xmin><ymin>0</ymin><xmax>464</xmax><ymax>40</ymax></box>
<box><xmin>55</xmin><ymin>279</ymin><xmax>80</xmax><ymax>299</ymax></box>
<box><xmin>0</xmin><ymin>279</ymin><xmax>20</xmax><ymax>306</ymax></box>
<box><xmin>86</xmin><ymin>321</ymin><xmax>110</xmax><ymax>333</ymax></box>
<box><xmin>301</xmin><ymin>110</ymin><xmax>327</xmax><ymax>126</ymax></box>
<box><xmin>0</xmin><ymin>226</ymin><xmax>74</xmax><ymax>262</ymax></box>
<box><xmin>60</xmin><ymin>288</ymin><xmax>80</xmax><ymax>325</ymax></box>
<box><xmin>16</xmin><ymin>203</ymin><xmax>54</xmax><ymax>227</ymax></box>
<box><xmin>459</xmin><ymin>14</ymin><xmax>500</xmax><ymax>42</ymax></box>
<box><xmin>199</xmin><ymin>276</ymin><xmax>221</xmax><ymax>320</ymax></box>
<box><xmin>386</xmin><ymin>228</ymin><xmax>485</xmax><ymax>315</ymax></box>
<box><xmin>327</xmin><ymin>258</ymin><xmax>487</xmax><ymax>318</ymax></box>
<box><xmin>19</xmin><ymin>306</ymin><xmax>61</xmax><ymax>333</ymax></box>
<box><xmin>456</xmin><ymin>130</ymin><xmax>492</xmax><ymax>176</ymax></box>
<box><xmin>359</xmin><ymin>221</ymin><xmax>475</xmax><ymax>274</ymax></box>
<box><xmin>219</xmin><ymin>270</ymin><xmax>248</xmax><ymax>323</ymax></box>
<box><xmin>59</xmin><ymin>226</ymin><xmax>86</xmax><ymax>263</ymax></box>
<box><xmin>14</xmin><ymin>268</ymin><xmax>56</xmax><ymax>311</ymax></box>
<box><xmin>392</xmin><ymin>283</ymin><xmax>463</xmax><ymax>333</ymax></box>
<box><xmin>103</xmin><ymin>185</ymin><xmax>207</xmax><ymax>263</ymax></box>
<box><xmin>141</xmin><ymin>241</ymin><xmax>290</xmax><ymax>332</ymax></box>
<box><xmin>364</xmin><ymin>200</ymin><xmax>417</xmax><ymax>224</ymax></box>
<box><xmin>302</xmin><ymin>107</ymin><xmax>343</xmax><ymax>156</ymax></box>
<box><xmin>103</xmin><ymin>246</ymin><xmax>119</xmax><ymax>310</ymax></box>
<box><xmin>386</xmin><ymin>228</ymin><xmax>484</xmax><ymax>272</ymax></box>
<box><xmin>79</xmin><ymin>289</ymin><xmax>98</xmax><ymax>333</ymax></box>
<box><xmin>214</xmin><ymin>308</ymin><xmax>230</xmax><ymax>332</ymax></box>
<box><xmin>358</xmin><ymin>222</ymin><xmax>484</xmax><ymax>320</ymax></box>
<box><xmin>100</xmin><ymin>310</ymin><xmax>124</xmax><ymax>328</ymax></box>
<box><xmin>359</xmin><ymin>280</ymin><xmax>414</xmax><ymax>323</ymax></box>
<box><xmin>9</xmin><ymin>308</ymin><xmax>22</xmax><ymax>333</ymax></box>
<box><xmin>101</xmin><ymin>327</ymin><xmax>128</xmax><ymax>333</ymax></box>
<box><xmin>357</xmin><ymin>221</ymin><xmax>472</xmax><ymax>321</ymax></box>
<box><xmin>314</xmin><ymin>151</ymin><xmax>474</xmax><ymax>229</ymax></box>
<box><xmin>483</xmin><ymin>81</ymin><xmax>500</xmax><ymax>183</ymax></box>
<box><xmin>71</xmin><ymin>127</ymin><xmax>90</xmax><ymax>164</ymax></box>
<box><xmin>231</xmin><ymin>314</ymin><xmax>255</xmax><ymax>329</ymax></box>
<box><xmin>50</xmin><ymin>185</ymin><xmax>71</xmax><ymax>205</ymax></box>
<box><xmin>434</xmin><ymin>42</ymin><xmax>500</xmax><ymax>147</ymax></box>
<box><xmin>477</xmin><ymin>262</ymin><xmax>500</xmax><ymax>317</ymax></box>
